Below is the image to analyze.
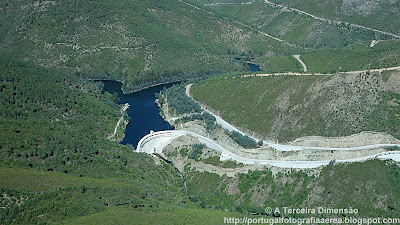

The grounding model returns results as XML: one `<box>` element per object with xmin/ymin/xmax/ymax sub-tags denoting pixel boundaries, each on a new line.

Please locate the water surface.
<box><xmin>248</xmin><ymin>63</ymin><xmax>261</xmax><ymax>72</ymax></box>
<box><xmin>102</xmin><ymin>81</ymin><xmax>174</xmax><ymax>147</ymax></box>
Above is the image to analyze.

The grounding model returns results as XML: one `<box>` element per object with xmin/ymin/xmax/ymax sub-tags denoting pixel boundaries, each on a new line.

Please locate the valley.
<box><xmin>1</xmin><ymin>0</ymin><xmax>400</xmax><ymax>224</ymax></box>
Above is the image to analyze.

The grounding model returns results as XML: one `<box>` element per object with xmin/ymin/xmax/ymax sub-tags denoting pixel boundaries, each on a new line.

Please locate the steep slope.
<box><xmin>0</xmin><ymin>58</ymin><xmax>191</xmax><ymax>223</ymax></box>
<box><xmin>269</xmin><ymin>0</ymin><xmax>400</xmax><ymax>35</ymax></box>
<box><xmin>184</xmin><ymin>159</ymin><xmax>400</xmax><ymax>217</ymax></box>
<box><xmin>0</xmin><ymin>0</ymin><xmax>299</xmax><ymax>92</ymax></box>
<box><xmin>192</xmin><ymin>70</ymin><xmax>400</xmax><ymax>142</ymax></box>
<box><xmin>199</xmin><ymin>0</ymin><xmax>391</xmax><ymax>49</ymax></box>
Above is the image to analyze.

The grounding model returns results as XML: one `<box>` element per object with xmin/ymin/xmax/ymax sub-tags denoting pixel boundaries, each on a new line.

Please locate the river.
<box><xmin>102</xmin><ymin>81</ymin><xmax>174</xmax><ymax>147</ymax></box>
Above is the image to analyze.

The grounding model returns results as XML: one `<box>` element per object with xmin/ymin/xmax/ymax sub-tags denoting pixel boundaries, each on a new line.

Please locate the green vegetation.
<box><xmin>225</xmin><ymin>130</ymin><xmax>259</xmax><ymax>149</ymax></box>
<box><xmin>185</xmin><ymin>160</ymin><xmax>400</xmax><ymax>217</ymax></box>
<box><xmin>0</xmin><ymin>0</ymin><xmax>300</xmax><ymax>91</ymax></box>
<box><xmin>0</xmin><ymin>163</ymin><xmax>189</xmax><ymax>224</ymax></box>
<box><xmin>202</xmin><ymin>156</ymin><xmax>244</xmax><ymax>168</ymax></box>
<box><xmin>192</xmin><ymin>72</ymin><xmax>400</xmax><ymax>142</ymax></box>
<box><xmin>303</xmin><ymin>40</ymin><xmax>400</xmax><ymax>73</ymax></box>
<box><xmin>196</xmin><ymin>0</ymin><xmax>400</xmax><ymax>73</ymax></box>
<box><xmin>2</xmin><ymin>0</ymin><xmax>400</xmax><ymax>223</ymax></box>
<box><xmin>61</xmin><ymin>206</ymin><xmax>247</xmax><ymax>225</ymax></box>
<box><xmin>315</xmin><ymin>160</ymin><xmax>400</xmax><ymax>217</ymax></box>
<box><xmin>2</xmin><ymin>57</ymin><xmax>400</xmax><ymax>223</ymax></box>
<box><xmin>202</xmin><ymin>0</ymin><xmax>387</xmax><ymax>49</ymax></box>
<box><xmin>175</xmin><ymin>112</ymin><xmax>220</xmax><ymax>131</ymax></box>
<box><xmin>258</xmin><ymin>39</ymin><xmax>400</xmax><ymax>73</ymax></box>
<box><xmin>190</xmin><ymin>144</ymin><xmax>207</xmax><ymax>161</ymax></box>
<box><xmin>186</xmin><ymin>167</ymin><xmax>311</xmax><ymax>214</ymax></box>
<box><xmin>0</xmin><ymin>57</ymin><xmax>128</xmax><ymax>177</ymax></box>
<box><xmin>222</xmin><ymin>160</ymin><xmax>244</xmax><ymax>168</ymax></box>
<box><xmin>257</xmin><ymin>55</ymin><xmax>303</xmax><ymax>73</ymax></box>
<box><xmin>385</xmin><ymin>146</ymin><xmax>400</xmax><ymax>151</ymax></box>
<box><xmin>158</xmin><ymin>83</ymin><xmax>201</xmax><ymax>115</ymax></box>
<box><xmin>0</xmin><ymin>57</ymin><xmax>190</xmax><ymax>223</ymax></box>
<box><xmin>1</xmin><ymin>0</ymin><xmax>398</xmax><ymax>90</ymax></box>
<box><xmin>0</xmin><ymin>167</ymin><xmax>132</xmax><ymax>191</ymax></box>
<box><xmin>172</xmin><ymin>144</ymin><xmax>206</xmax><ymax>161</ymax></box>
<box><xmin>270</xmin><ymin>0</ymin><xmax>400</xmax><ymax>35</ymax></box>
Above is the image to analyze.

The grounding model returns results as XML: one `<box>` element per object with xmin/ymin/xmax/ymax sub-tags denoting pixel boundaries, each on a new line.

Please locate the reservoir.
<box><xmin>248</xmin><ymin>63</ymin><xmax>261</xmax><ymax>72</ymax></box>
<box><xmin>102</xmin><ymin>80</ymin><xmax>174</xmax><ymax>147</ymax></box>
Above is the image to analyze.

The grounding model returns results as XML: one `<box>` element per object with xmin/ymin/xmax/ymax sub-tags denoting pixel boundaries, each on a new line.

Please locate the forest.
<box><xmin>158</xmin><ymin>83</ymin><xmax>201</xmax><ymax>115</ymax></box>
<box><xmin>1</xmin><ymin>0</ymin><xmax>400</xmax><ymax>223</ymax></box>
<box><xmin>225</xmin><ymin>130</ymin><xmax>259</xmax><ymax>149</ymax></box>
<box><xmin>0</xmin><ymin>57</ymin><xmax>192</xmax><ymax>223</ymax></box>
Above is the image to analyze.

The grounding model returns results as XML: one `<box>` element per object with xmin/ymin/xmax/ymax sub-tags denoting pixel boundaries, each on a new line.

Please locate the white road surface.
<box><xmin>185</xmin><ymin>84</ymin><xmax>400</xmax><ymax>151</ymax></box>
<box><xmin>136</xmin><ymin>130</ymin><xmax>400</xmax><ymax>169</ymax></box>
<box><xmin>293</xmin><ymin>55</ymin><xmax>307</xmax><ymax>72</ymax></box>
<box><xmin>133</xmin><ymin>85</ymin><xmax>400</xmax><ymax>168</ymax></box>
<box><xmin>108</xmin><ymin>103</ymin><xmax>130</xmax><ymax>139</ymax></box>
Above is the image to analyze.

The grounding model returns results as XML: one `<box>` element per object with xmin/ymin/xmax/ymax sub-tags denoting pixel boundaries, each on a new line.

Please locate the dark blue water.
<box><xmin>248</xmin><ymin>63</ymin><xmax>261</xmax><ymax>72</ymax></box>
<box><xmin>102</xmin><ymin>81</ymin><xmax>174</xmax><ymax>147</ymax></box>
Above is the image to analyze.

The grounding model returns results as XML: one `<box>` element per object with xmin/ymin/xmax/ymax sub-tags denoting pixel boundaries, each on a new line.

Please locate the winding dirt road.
<box><xmin>293</xmin><ymin>55</ymin><xmax>307</xmax><ymax>72</ymax></box>
<box><xmin>264</xmin><ymin>0</ymin><xmax>400</xmax><ymax>39</ymax></box>
<box><xmin>241</xmin><ymin>65</ymin><xmax>400</xmax><ymax>77</ymax></box>
<box><xmin>177</xmin><ymin>0</ymin><xmax>297</xmax><ymax>47</ymax></box>
<box><xmin>108</xmin><ymin>103</ymin><xmax>130</xmax><ymax>139</ymax></box>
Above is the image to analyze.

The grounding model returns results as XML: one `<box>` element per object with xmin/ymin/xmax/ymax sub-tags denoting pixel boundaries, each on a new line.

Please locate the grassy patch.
<box><xmin>0</xmin><ymin>167</ymin><xmax>132</xmax><ymax>191</ymax></box>
<box><xmin>60</xmin><ymin>206</ymin><xmax>247</xmax><ymax>225</ymax></box>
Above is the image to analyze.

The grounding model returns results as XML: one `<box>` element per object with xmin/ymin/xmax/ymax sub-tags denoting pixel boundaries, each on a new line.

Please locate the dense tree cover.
<box><xmin>158</xmin><ymin>83</ymin><xmax>201</xmax><ymax>115</ymax></box>
<box><xmin>224</xmin><ymin>130</ymin><xmax>259</xmax><ymax>149</ymax></box>
<box><xmin>0</xmin><ymin>164</ymin><xmax>189</xmax><ymax>224</ymax></box>
<box><xmin>190</xmin><ymin>144</ymin><xmax>207</xmax><ymax>161</ymax></box>
<box><xmin>0</xmin><ymin>57</ymin><xmax>190</xmax><ymax>223</ymax></box>
<box><xmin>124</xmin><ymin>69</ymin><xmax>224</xmax><ymax>92</ymax></box>
<box><xmin>2</xmin><ymin>57</ymin><xmax>400</xmax><ymax>223</ymax></box>
<box><xmin>0</xmin><ymin>57</ymin><xmax>123</xmax><ymax>177</ymax></box>
<box><xmin>1</xmin><ymin>0</ymin><xmax>398</xmax><ymax>92</ymax></box>
<box><xmin>0</xmin><ymin>0</ymin><xmax>300</xmax><ymax>92</ymax></box>
<box><xmin>175</xmin><ymin>112</ymin><xmax>219</xmax><ymax>131</ymax></box>
<box><xmin>186</xmin><ymin>160</ymin><xmax>400</xmax><ymax>217</ymax></box>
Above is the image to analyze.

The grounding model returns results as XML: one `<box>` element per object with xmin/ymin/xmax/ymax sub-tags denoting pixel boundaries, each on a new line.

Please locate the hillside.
<box><xmin>192</xmin><ymin>70</ymin><xmax>400</xmax><ymax>142</ymax></box>
<box><xmin>193</xmin><ymin>0</ymin><xmax>400</xmax><ymax>73</ymax></box>
<box><xmin>4</xmin><ymin>57</ymin><xmax>398</xmax><ymax>224</ymax></box>
<box><xmin>2</xmin><ymin>0</ymin><xmax>398</xmax><ymax>89</ymax></box>
<box><xmin>0</xmin><ymin>58</ymin><xmax>190</xmax><ymax>223</ymax></box>
<box><xmin>0</xmin><ymin>0</ymin><xmax>299</xmax><ymax>92</ymax></box>
<box><xmin>269</xmin><ymin>0</ymin><xmax>400</xmax><ymax>35</ymax></box>
<box><xmin>198</xmin><ymin>0</ymin><xmax>391</xmax><ymax>49</ymax></box>
<box><xmin>2</xmin><ymin>0</ymin><xmax>400</xmax><ymax>224</ymax></box>
<box><xmin>184</xmin><ymin>159</ymin><xmax>400</xmax><ymax>218</ymax></box>
<box><xmin>301</xmin><ymin>39</ymin><xmax>400</xmax><ymax>73</ymax></box>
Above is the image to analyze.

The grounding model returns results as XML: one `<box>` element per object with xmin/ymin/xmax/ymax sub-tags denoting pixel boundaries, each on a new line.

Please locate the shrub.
<box><xmin>160</xmin><ymin>84</ymin><xmax>201</xmax><ymax>115</ymax></box>
<box><xmin>225</xmin><ymin>130</ymin><xmax>258</xmax><ymax>149</ymax></box>
<box><xmin>190</xmin><ymin>144</ymin><xmax>206</xmax><ymax>161</ymax></box>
